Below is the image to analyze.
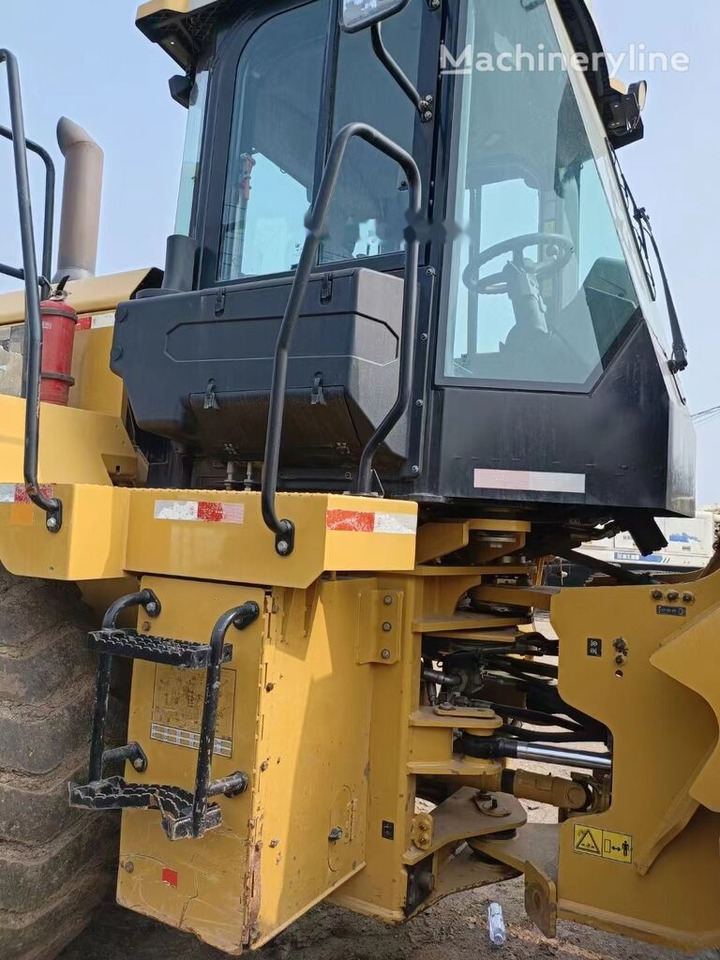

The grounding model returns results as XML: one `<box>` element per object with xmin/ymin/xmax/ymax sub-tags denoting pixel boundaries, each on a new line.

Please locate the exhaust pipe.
<box><xmin>53</xmin><ymin>117</ymin><xmax>104</xmax><ymax>281</ymax></box>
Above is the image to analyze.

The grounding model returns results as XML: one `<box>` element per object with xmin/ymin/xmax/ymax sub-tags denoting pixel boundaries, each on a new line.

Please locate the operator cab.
<box><xmin>117</xmin><ymin>0</ymin><xmax>695</xmax><ymax>551</ymax></box>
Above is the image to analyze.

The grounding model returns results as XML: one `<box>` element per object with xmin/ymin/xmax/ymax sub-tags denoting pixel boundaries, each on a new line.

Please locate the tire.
<box><xmin>0</xmin><ymin>565</ymin><xmax>120</xmax><ymax>960</ymax></box>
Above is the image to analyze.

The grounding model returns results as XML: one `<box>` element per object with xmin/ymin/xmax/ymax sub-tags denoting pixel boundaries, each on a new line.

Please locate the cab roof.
<box><xmin>135</xmin><ymin>0</ymin><xmax>231</xmax><ymax>70</ymax></box>
<box><xmin>135</xmin><ymin>0</ymin><xmax>639</xmax><ymax>148</ymax></box>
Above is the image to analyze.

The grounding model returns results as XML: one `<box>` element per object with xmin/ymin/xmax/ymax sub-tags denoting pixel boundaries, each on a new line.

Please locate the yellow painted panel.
<box><xmin>118</xmin><ymin>576</ymin><xmax>373</xmax><ymax>953</ymax></box>
<box><xmin>651</xmin><ymin>594</ymin><xmax>720</xmax><ymax>813</ymax></box>
<box><xmin>0</xmin><ymin>484</ymin><xmax>130</xmax><ymax>580</ymax></box>
<box><xmin>69</xmin><ymin>326</ymin><xmax>125</xmax><ymax>417</ymax></box>
<box><xmin>0</xmin><ymin>395</ymin><xmax>135</xmax><ymax>485</ymax></box>
<box><xmin>137</xmin><ymin>0</ymin><xmax>194</xmax><ymax>17</ymax></box>
<box><xmin>552</xmin><ymin>581</ymin><xmax>720</xmax><ymax>950</ymax></box>
<box><xmin>125</xmin><ymin>491</ymin><xmax>417</xmax><ymax>589</ymax></box>
<box><xmin>118</xmin><ymin>578</ymin><xmax>267</xmax><ymax>954</ymax></box>
<box><xmin>248</xmin><ymin>579</ymin><xmax>372</xmax><ymax>947</ymax></box>
<box><xmin>0</xmin><ymin>269</ymin><xmax>155</xmax><ymax>324</ymax></box>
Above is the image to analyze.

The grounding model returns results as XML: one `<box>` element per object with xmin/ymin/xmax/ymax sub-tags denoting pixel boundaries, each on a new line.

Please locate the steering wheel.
<box><xmin>463</xmin><ymin>232</ymin><xmax>574</xmax><ymax>296</ymax></box>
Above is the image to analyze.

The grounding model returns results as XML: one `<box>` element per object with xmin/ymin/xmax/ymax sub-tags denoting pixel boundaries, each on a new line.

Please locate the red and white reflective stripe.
<box><xmin>473</xmin><ymin>469</ymin><xmax>586</xmax><ymax>495</ymax></box>
<box><xmin>0</xmin><ymin>483</ymin><xmax>54</xmax><ymax>503</ymax></box>
<box><xmin>76</xmin><ymin>312</ymin><xmax>115</xmax><ymax>331</ymax></box>
<box><xmin>154</xmin><ymin>500</ymin><xmax>245</xmax><ymax>524</ymax></box>
<box><xmin>326</xmin><ymin>508</ymin><xmax>416</xmax><ymax>535</ymax></box>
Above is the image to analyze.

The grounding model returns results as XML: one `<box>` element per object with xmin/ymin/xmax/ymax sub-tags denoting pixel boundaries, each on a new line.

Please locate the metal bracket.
<box><xmin>357</xmin><ymin>589</ymin><xmax>403</xmax><ymax>664</ymax></box>
<box><xmin>411</xmin><ymin>812</ymin><xmax>434</xmax><ymax>851</ymax></box>
<box><xmin>525</xmin><ymin>862</ymin><xmax>558</xmax><ymax>939</ymax></box>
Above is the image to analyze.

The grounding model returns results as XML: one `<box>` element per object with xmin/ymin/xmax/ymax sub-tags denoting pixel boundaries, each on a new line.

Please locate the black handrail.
<box><xmin>0</xmin><ymin>50</ymin><xmax>62</xmax><ymax>531</ymax></box>
<box><xmin>0</xmin><ymin>123</ymin><xmax>55</xmax><ymax>296</ymax></box>
<box><xmin>89</xmin><ymin>589</ymin><xmax>161</xmax><ymax>782</ymax></box>
<box><xmin>192</xmin><ymin>603</ymin><xmax>259</xmax><ymax>837</ymax></box>
<box><xmin>260</xmin><ymin>121</ymin><xmax>422</xmax><ymax>556</ymax></box>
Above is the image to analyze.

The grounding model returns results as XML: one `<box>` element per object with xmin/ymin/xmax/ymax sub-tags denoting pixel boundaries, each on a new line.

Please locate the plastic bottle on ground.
<box><xmin>487</xmin><ymin>902</ymin><xmax>507</xmax><ymax>946</ymax></box>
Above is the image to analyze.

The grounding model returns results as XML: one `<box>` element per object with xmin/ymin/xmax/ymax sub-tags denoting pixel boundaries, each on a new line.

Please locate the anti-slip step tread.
<box><xmin>68</xmin><ymin>776</ymin><xmax>222</xmax><ymax>841</ymax></box>
<box><xmin>87</xmin><ymin>628</ymin><xmax>233</xmax><ymax>668</ymax></box>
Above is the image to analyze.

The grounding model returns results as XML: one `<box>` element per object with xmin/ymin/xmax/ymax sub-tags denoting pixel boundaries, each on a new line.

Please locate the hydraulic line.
<box><xmin>460</xmin><ymin>734</ymin><xmax>611</xmax><ymax>771</ymax></box>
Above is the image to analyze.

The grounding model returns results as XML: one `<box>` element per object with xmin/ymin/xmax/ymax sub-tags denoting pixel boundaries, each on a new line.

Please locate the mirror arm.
<box><xmin>370</xmin><ymin>23</ymin><xmax>433</xmax><ymax>121</ymax></box>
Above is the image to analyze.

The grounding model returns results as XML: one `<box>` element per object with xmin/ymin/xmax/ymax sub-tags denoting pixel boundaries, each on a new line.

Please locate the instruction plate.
<box><xmin>151</xmin><ymin>664</ymin><xmax>236</xmax><ymax>758</ymax></box>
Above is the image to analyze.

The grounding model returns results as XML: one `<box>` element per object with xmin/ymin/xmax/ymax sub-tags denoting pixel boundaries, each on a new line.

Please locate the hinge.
<box><xmin>204</xmin><ymin>379</ymin><xmax>220</xmax><ymax>411</ymax></box>
<box><xmin>311</xmin><ymin>373</ymin><xmax>326</xmax><ymax>406</ymax></box>
<box><xmin>320</xmin><ymin>272</ymin><xmax>333</xmax><ymax>304</ymax></box>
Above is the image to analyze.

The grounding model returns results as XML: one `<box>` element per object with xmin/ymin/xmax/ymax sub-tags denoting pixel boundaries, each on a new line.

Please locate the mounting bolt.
<box><xmin>46</xmin><ymin>516</ymin><xmax>59</xmax><ymax>532</ymax></box>
<box><xmin>682</xmin><ymin>592</ymin><xmax>695</xmax><ymax>604</ymax></box>
<box><xmin>133</xmin><ymin>757</ymin><xmax>145</xmax><ymax>772</ymax></box>
<box><xmin>667</xmin><ymin>591</ymin><xmax>680</xmax><ymax>603</ymax></box>
<box><xmin>269</xmin><ymin>838</ymin><xmax>280</xmax><ymax>848</ymax></box>
<box><xmin>384</xmin><ymin>595</ymin><xmax>393</xmax><ymax>605</ymax></box>
<box><xmin>411</xmin><ymin>465</ymin><xmax>420</xmax><ymax>475</ymax></box>
<box><xmin>428</xmin><ymin>0</ymin><xmax>441</xmax><ymax>9</ymax></box>
<box><xmin>422</xmin><ymin>110</ymin><xmax>433</xmax><ymax>122</ymax></box>
<box><xmin>415</xmin><ymin>399</ymin><xmax>424</xmax><ymax>407</ymax></box>
<box><xmin>123</xmin><ymin>861</ymin><xmax>135</xmax><ymax>874</ymax></box>
<box><xmin>276</xmin><ymin>540</ymin><xmax>290</xmax><ymax>556</ymax></box>
<box><xmin>381</xmin><ymin>648</ymin><xmax>391</xmax><ymax>660</ymax></box>
<box><xmin>382</xmin><ymin>622</ymin><xmax>392</xmax><ymax>633</ymax></box>
<box><xmin>420</xmin><ymin>332</ymin><xmax>428</xmax><ymax>341</ymax></box>
<box><xmin>328</xmin><ymin>826</ymin><xmax>343</xmax><ymax>842</ymax></box>
<box><xmin>651</xmin><ymin>589</ymin><xmax>663</xmax><ymax>601</ymax></box>
<box><xmin>145</xmin><ymin>600</ymin><xmax>160</xmax><ymax>618</ymax></box>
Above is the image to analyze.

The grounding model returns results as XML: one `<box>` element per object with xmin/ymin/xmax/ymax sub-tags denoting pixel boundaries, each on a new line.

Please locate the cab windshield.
<box><xmin>443</xmin><ymin>0</ymin><xmax>642</xmax><ymax>388</ymax></box>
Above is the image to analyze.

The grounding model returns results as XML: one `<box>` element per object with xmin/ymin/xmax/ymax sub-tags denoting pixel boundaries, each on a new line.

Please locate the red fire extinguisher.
<box><xmin>40</xmin><ymin>277</ymin><xmax>78</xmax><ymax>406</ymax></box>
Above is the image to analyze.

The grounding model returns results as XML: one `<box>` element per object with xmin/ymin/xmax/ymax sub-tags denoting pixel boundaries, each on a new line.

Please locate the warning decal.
<box><xmin>573</xmin><ymin>824</ymin><xmax>633</xmax><ymax>864</ymax></box>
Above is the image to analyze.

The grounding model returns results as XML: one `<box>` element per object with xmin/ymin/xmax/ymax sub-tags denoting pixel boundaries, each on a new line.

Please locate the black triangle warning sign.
<box><xmin>574</xmin><ymin>825</ymin><xmax>603</xmax><ymax>856</ymax></box>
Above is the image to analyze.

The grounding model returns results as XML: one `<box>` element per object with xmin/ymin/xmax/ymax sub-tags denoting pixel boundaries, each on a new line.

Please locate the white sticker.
<box><xmin>151</xmin><ymin>722</ymin><xmax>232</xmax><ymax>758</ymax></box>
<box><xmin>474</xmin><ymin>469</ymin><xmax>586</xmax><ymax>494</ymax></box>
<box><xmin>373</xmin><ymin>511</ymin><xmax>417</xmax><ymax>535</ymax></box>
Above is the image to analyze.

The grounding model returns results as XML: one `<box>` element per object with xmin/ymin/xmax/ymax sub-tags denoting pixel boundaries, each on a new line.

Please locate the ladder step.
<box><xmin>88</xmin><ymin>628</ymin><xmax>233</xmax><ymax>668</ymax></box>
<box><xmin>69</xmin><ymin>776</ymin><xmax>222</xmax><ymax>841</ymax></box>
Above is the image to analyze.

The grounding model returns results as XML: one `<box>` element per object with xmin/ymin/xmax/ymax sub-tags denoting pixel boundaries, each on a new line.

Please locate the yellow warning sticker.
<box><xmin>601</xmin><ymin>830</ymin><xmax>633</xmax><ymax>864</ymax></box>
<box><xmin>573</xmin><ymin>824</ymin><xmax>633</xmax><ymax>864</ymax></box>
<box><xmin>574</xmin><ymin>825</ymin><xmax>603</xmax><ymax>857</ymax></box>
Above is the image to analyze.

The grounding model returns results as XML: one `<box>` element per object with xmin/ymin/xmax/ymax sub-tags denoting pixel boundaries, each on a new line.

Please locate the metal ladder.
<box><xmin>69</xmin><ymin>590</ymin><xmax>260</xmax><ymax>840</ymax></box>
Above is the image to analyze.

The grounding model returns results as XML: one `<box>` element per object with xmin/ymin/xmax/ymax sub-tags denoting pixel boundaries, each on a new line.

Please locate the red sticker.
<box><xmin>197</xmin><ymin>500</ymin><xmax>224</xmax><ymax>523</ymax></box>
<box><xmin>161</xmin><ymin>868</ymin><xmax>178</xmax><ymax>888</ymax></box>
<box><xmin>326</xmin><ymin>509</ymin><xmax>374</xmax><ymax>532</ymax></box>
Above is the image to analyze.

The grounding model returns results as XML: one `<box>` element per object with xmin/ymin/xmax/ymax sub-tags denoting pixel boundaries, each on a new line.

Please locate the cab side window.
<box><xmin>319</xmin><ymin>2</ymin><xmax>423</xmax><ymax>265</ymax></box>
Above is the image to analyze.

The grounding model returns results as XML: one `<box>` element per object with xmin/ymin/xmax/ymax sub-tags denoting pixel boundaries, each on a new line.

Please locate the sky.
<box><xmin>0</xmin><ymin>1</ymin><xmax>718</xmax><ymax>503</ymax></box>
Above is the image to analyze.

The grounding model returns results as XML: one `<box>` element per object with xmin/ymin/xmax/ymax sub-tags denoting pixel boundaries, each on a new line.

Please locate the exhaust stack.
<box><xmin>53</xmin><ymin>117</ymin><xmax>104</xmax><ymax>281</ymax></box>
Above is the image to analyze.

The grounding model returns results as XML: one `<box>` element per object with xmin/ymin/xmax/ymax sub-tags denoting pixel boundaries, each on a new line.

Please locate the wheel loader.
<box><xmin>0</xmin><ymin>0</ymin><xmax>717</xmax><ymax>957</ymax></box>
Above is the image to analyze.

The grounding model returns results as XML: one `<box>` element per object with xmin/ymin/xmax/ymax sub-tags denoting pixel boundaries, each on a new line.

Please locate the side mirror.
<box><xmin>340</xmin><ymin>0</ymin><xmax>411</xmax><ymax>34</ymax></box>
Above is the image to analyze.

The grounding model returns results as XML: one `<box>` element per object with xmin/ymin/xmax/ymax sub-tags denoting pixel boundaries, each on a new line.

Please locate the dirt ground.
<box><xmin>59</xmin><ymin>878</ymin><xmax>713</xmax><ymax>960</ymax></box>
<box><xmin>58</xmin><ymin>789</ymin><xmax>715</xmax><ymax>960</ymax></box>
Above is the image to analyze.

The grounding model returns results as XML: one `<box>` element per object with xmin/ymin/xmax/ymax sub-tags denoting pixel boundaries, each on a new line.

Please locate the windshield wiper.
<box><xmin>611</xmin><ymin>148</ymin><xmax>688</xmax><ymax>374</ymax></box>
